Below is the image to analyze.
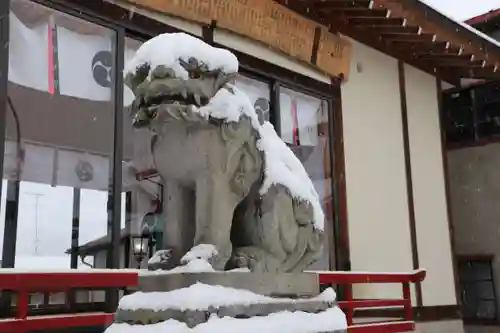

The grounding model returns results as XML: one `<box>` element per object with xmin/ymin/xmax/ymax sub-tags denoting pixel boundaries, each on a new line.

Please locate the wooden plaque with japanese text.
<box><xmin>127</xmin><ymin>0</ymin><xmax>351</xmax><ymax>79</ymax></box>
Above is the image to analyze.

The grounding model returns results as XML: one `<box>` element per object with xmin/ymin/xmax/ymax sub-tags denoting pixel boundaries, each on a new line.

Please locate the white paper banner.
<box><xmin>4</xmin><ymin>141</ymin><xmax>55</xmax><ymax>184</ymax></box>
<box><xmin>8</xmin><ymin>13</ymin><xmax>49</xmax><ymax>91</ymax></box>
<box><xmin>279</xmin><ymin>94</ymin><xmax>295</xmax><ymax>144</ymax></box>
<box><xmin>57</xmin><ymin>26</ymin><xmax>113</xmax><ymax>101</ymax></box>
<box><xmin>280</xmin><ymin>90</ymin><xmax>322</xmax><ymax>147</ymax></box>
<box><xmin>9</xmin><ymin>13</ymin><xmax>137</xmax><ymax>105</ymax></box>
<box><xmin>296</xmin><ymin>98</ymin><xmax>320</xmax><ymax>147</ymax></box>
<box><xmin>235</xmin><ymin>76</ymin><xmax>270</xmax><ymax>124</ymax></box>
<box><xmin>56</xmin><ymin>149</ymin><xmax>110</xmax><ymax>191</ymax></box>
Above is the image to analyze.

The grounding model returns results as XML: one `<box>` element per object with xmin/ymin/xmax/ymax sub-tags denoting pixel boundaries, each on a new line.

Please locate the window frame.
<box><xmin>0</xmin><ymin>0</ymin><xmax>343</xmax><ymax>277</ymax></box>
<box><xmin>458</xmin><ymin>254</ymin><xmax>499</xmax><ymax>325</ymax></box>
<box><xmin>444</xmin><ymin>81</ymin><xmax>500</xmax><ymax>149</ymax></box>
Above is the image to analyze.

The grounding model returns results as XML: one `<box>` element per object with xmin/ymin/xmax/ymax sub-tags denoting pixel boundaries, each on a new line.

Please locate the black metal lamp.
<box><xmin>132</xmin><ymin>212</ymin><xmax>160</xmax><ymax>268</ymax></box>
<box><xmin>132</xmin><ymin>227</ymin><xmax>151</xmax><ymax>269</ymax></box>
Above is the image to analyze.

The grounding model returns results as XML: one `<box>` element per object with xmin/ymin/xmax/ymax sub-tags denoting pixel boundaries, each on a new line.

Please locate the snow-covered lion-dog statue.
<box><xmin>125</xmin><ymin>33</ymin><xmax>325</xmax><ymax>273</ymax></box>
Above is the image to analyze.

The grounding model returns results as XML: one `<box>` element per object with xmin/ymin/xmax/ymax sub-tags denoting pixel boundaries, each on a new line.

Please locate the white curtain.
<box><xmin>8</xmin><ymin>13</ymin><xmax>50</xmax><ymax>91</ymax></box>
<box><xmin>279</xmin><ymin>88</ymin><xmax>322</xmax><ymax>147</ymax></box>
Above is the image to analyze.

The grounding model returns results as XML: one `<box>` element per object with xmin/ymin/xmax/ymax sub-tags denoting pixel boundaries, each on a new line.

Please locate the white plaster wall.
<box><xmin>341</xmin><ymin>39</ymin><xmax>413</xmax><ymax>300</ymax></box>
<box><xmin>404</xmin><ymin>64</ymin><xmax>457</xmax><ymax>306</ymax></box>
<box><xmin>105</xmin><ymin>0</ymin><xmax>203</xmax><ymax>36</ymax></box>
<box><xmin>213</xmin><ymin>29</ymin><xmax>331</xmax><ymax>84</ymax></box>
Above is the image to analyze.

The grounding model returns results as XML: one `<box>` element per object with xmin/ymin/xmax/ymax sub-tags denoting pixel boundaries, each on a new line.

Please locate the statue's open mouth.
<box><xmin>146</xmin><ymin>91</ymin><xmax>210</xmax><ymax>109</ymax></box>
<box><xmin>131</xmin><ymin>80</ymin><xmax>212</xmax><ymax>128</ymax></box>
<box><xmin>127</xmin><ymin>58</ymin><xmax>236</xmax><ymax>129</ymax></box>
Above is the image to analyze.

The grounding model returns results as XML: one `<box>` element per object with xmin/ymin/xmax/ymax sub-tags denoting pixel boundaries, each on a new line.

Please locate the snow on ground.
<box><xmin>118</xmin><ymin>282</ymin><xmax>337</xmax><ymax>312</ymax></box>
<box><xmin>0</xmin><ymin>255</ymin><xmax>93</xmax><ymax>270</ymax></box>
<box><xmin>105</xmin><ymin>307</ymin><xmax>347</xmax><ymax>333</ymax></box>
<box><xmin>125</xmin><ymin>33</ymin><xmax>325</xmax><ymax>231</ymax></box>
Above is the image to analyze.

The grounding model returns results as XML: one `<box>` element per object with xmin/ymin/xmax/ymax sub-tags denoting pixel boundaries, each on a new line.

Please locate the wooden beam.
<box><xmin>369</xmin><ymin>25</ymin><xmax>421</xmax><ymax>34</ymax></box>
<box><xmin>346</xmin><ymin>17</ymin><xmax>406</xmax><ymax>26</ymax></box>
<box><xmin>439</xmin><ymin>59</ymin><xmax>486</xmax><ymax>68</ymax></box>
<box><xmin>320</xmin><ymin>8</ymin><xmax>389</xmax><ymax>19</ymax></box>
<box><xmin>312</xmin><ymin>0</ymin><xmax>373</xmax><ymax>10</ymax></box>
<box><xmin>388</xmin><ymin>40</ymin><xmax>451</xmax><ymax>53</ymax></box>
<box><xmin>397</xmin><ymin>59</ymin><xmax>423</xmax><ymax>307</ymax></box>
<box><xmin>382</xmin><ymin>33</ymin><xmax>437</xmax><ymax>43</ymax></box>
<box><xmin>282</xmin><ymin>0</ymin><xmax>461</xmax><ymax>83</ymax></box>
<box><xmin>416</xmin><ymin>53</ymin><xmax>475</xmax><ymax>62</ymax></box>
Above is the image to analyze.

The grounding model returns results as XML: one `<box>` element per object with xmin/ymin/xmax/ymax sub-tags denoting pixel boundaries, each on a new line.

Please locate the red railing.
<box><xmin>317</xmin><ymin>269</ymin><xmax>427</xmax><ymax>333</ymax></box>
<box><xmin>0</xmin><ymin>268</ymin><xmax>425</xmax><ymax>333</ymax></box>
<box><xmin>0</xmin><ymin>270</ymin><xmax>138</xmax><ymax>333</ymax></box>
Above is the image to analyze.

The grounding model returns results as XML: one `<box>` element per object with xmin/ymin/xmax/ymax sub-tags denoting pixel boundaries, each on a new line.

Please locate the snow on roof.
<box><xmin>125</xmin><ymin>33</ymin><xmax>325</xmax><ymax>231</ymax></box>
<box><xmin>124</xmin><ymin>32</ymin><xmax>239</xmax><ymax>79</ymax></box>
<box><xmin>105</xmin><ymin>306</ymin><xmax>347</xmax><ymax>333</ymax></box>
<box><xmin>118</xmin><ymin>282</ymin><xmax>337</xmax><ymax>312</ymax></box>
<box><xmin>465</xmin><ymin>9</ymin><xmax>500</xmax><ymax>27</ymax></box>
<box><xmin>419</xmin><ymin>0</ymin><xmax>500</xmax><ymax>49</ymax></box>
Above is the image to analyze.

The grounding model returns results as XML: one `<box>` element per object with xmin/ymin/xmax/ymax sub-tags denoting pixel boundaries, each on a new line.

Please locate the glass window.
<box><xmin>235</xmin><ymin>76</ymin><xmax>271</xmax><ymax>125</ymax></box>
<box><xmin>444</xmin><ymin>81</ymin><xmax>500</xmax><ymax>145</ymax></box>
<box><xmin>443</xmin><ymin>90</ymin><xmax>475</xmax><ymax>144</ymax></box>
<box><xmin>459</xmin><ymin>258</ymin><xmax>498</xmax><ymax>321</ymax></box>
<box><xmin>2</xmin><ymin>0</ymin><xmax>117</xmax><ymax>269</ymax></box>
<box><xmin>122</xmin><ymin>37</ymin><xmax>159</xmax><ymax>268</ymax></box>
<box><xmin>278</xmin><ymin>87</ymin><xmax>333</xmax><ymax>270</ymax></box>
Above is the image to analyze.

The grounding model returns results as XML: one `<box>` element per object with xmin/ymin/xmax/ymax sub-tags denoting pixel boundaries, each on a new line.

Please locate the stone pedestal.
<box><xmin>137</xmin><ymin>271</ymin><xmax>320</xmax><ymax>297</ymax></box>
<box><xmin>110</xmin><ymin>272</ymin><xmax>347</xmax><ymax>333</ymax></box>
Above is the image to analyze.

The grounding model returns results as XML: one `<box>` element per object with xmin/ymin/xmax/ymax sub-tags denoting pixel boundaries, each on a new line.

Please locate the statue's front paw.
<box><xmin>180</xmin><ymin>244</ymin><xmax>219</xmax><ymax>266</ymax></box>
<box><xmin>228</xmin><ymin>253</ymin><xmax>253</xmax><ymax>270</ymax></box>
<box><xmin>147</xmin><ymin>249</ymin><xmax>174</xmax><ymax>271</ymax></box>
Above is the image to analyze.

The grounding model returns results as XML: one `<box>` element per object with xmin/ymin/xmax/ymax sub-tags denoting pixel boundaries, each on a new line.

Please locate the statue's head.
<box><xmin>124</xmin><ymin>33</ymin><xmax>239</xmax><ymax>128</ymax></box>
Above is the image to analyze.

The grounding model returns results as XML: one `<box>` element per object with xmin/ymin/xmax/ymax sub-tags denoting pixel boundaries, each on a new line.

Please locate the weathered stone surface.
<box><xmin>139</xmin><ymin>272</ymin><xmax>320</xmax><ymax>297</ymax></box>
<box><xmin>115</xmin><ymin>298</ymin><xmax>336</xmax><ymax>327</ymax></box>
<box><xmin>125</xmin><ymin>43</ymin><xmax>325</xmax><ymax>272</ymax></box>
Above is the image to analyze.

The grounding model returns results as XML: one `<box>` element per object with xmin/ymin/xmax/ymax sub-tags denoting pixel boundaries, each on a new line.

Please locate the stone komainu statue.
<box><xmin>125</xmin><ymin>33</ymin><xmax>324</xmax><ymax>273</ymax></box>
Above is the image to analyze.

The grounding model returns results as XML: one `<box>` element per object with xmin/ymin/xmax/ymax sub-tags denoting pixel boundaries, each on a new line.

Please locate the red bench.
<box><xmin>0</xmin><ymin>268</ymin><xmax>425</xmax><ymax>333</ymax></box>
<box><xmin>0</xmin><ymin>270</ymin><xmax>138</xmax><ymax>332</ymax></box>
<box><xmin>317</xmin><ymin>269</ymin><xmax>426</xmax><ymax>332</ymax></box>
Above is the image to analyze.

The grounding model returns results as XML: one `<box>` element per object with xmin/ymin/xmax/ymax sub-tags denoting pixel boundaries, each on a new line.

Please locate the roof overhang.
<box><xmin>67</xmin><ymin>229</ymin><xmax>133</xmax><ymax>256</ymax></box>
<box><xmin>277</xmin><ymin>0</ymin><xmax>500</xmax><ymax>84</ymax></box>
<box><xmin>466</xmin><ymin>9</ymin><xmax>500</xmax><ymax>33</ymax></box>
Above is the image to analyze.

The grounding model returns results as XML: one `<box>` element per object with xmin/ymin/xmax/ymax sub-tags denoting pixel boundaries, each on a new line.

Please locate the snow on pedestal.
<box><xmin>108</xmin><ymin>255</ymin><xmax>347</xmax><ymax>332</ymax></box>
<box><xmin>106</xmin><ymin>283</ymin><xmax>347</xmax><ymax>333</ymax></box>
